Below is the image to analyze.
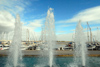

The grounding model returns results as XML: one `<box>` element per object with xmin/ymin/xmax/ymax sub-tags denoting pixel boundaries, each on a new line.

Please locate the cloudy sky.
<box><xmin>0</xmin><ymin>0</ymin><xmax>100</xmax><ymax>41</ymax></box>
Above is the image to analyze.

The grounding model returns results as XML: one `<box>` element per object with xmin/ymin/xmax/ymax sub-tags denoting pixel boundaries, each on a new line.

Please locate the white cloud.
<box><xmin>0</xmin><ymin>0</ymin><xmax>29</xmax><ymax>34</ymax></box>
<box><xmin>0</xmin><ymin>11</ymin><xmax>15</xmax><ymax>33</ymax></box>
<box><xmin>28</xmin><ymin>18</ymin><xmax>45</xmax><ymax>28</ymax></box>
<box><xmin>58</xmin><ymin>24</ymin><xmax>75</xmax><ymax>27</ymax></box>
<box><xmin>57</xmin><ymin>31</ymin><xmax>67</xmax><ymax>33</ymax></box>
<box><xmin>59</xmin><ymin>6</ymin><xmax>100</xmax><ymax>24</ymax></box>
<box><xmin>0</xmin><ymin>0</ymin><xmax>29</xmax><ymax>14</ymax></box>
<box><xmin>15</xmin><ymin>6</ymin><xmax>24</xmax><ymax>13</ymax></box>
<box><xmin>0</xmin><ymin>10</ymin><xmax>42</xmax><ymax>40</ymax></box>
<box><xmin>0</xmin><ymin>10</ymin><xmax>45</xmax><ymax>40</ymax></box>
<box><xmin>0</xmin><ymin>0</ymin><xmax>44</xmax><ymax>41</ymax></box>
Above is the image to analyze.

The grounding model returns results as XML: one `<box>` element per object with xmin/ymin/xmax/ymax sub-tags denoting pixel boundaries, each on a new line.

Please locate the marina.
<box><xmin>0</xmin><ymin>0</ymin><xmax>100</xmax><ymax>67</ymax></box>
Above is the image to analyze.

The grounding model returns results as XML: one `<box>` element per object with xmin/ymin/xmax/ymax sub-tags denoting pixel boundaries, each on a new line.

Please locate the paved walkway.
<box><xmin>0</xmin><ymin>50</ymin><xmax>100</xmax><ymax>56</ymax></box>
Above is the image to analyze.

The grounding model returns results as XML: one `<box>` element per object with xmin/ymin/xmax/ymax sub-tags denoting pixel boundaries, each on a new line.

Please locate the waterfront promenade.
<box><xmin>0</xmin><ymin>50</ymin><xmax>100</xmax><ymax>57</ymax></box>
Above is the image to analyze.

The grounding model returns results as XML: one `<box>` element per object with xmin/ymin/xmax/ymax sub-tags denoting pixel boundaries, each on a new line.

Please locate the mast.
<box><xmin>26</xmin><ymin>29</ymin><xmax>29</xmax><ymax>45</ymax></box>
<box><xmin>87</xmin><ymin>22</ymin><xmax>89</xmax><ymax>43</ymax></box>
<box><xmin>90</xmin><ymin>28</ymin><xmax>92</xmax><ymax>43</ymax></box>
<box><xmin>87</xmin><ymin>22</ymin><xmax>92</xmax><ymax>43</ymax></box>
<box><xmin>41</xmin><ymin>27</ymin><xmax>43</xmax><ymax>43</ymax></box>
<box><xmin>87</xmin><ymin>26</ymin><xmax>89</xmax><ymax>43</ymax></box>
<box><xmin>33</xmin><ymin>32</ymin><xmax>37</xmax><ymax>41</ymax></box>
<box><xmin>97</xmin><ymin>27</ymin><xmax>99</xmax><ymax>42</ymax></box>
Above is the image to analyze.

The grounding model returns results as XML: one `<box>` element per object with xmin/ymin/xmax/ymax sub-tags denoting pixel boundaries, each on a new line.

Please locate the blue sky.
<box><xmin>0</xmin><ymin>0</ymin><xmax>100</xmax><ymax>40</ymax></box>
<box><xmin>20</xmin><ymin>0</ymin><xmax>100</xmax><ymax>33</ymax></box>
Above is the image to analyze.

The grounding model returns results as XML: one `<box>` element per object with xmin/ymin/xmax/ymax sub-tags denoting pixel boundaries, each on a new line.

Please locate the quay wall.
<box><xmin>0</xmin><ymin>50</ymin><xmax>100</xmax><ymax>57</ymax></box>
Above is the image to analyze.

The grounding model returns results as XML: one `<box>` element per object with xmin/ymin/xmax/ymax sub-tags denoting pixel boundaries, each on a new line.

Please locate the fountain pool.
<box><xmin>0</xmin><ymin>57</ymin><xmax>100</xmax><ymax>67</ymax></box>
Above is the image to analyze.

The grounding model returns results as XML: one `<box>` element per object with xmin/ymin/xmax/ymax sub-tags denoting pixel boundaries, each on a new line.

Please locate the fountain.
<box><xmin>0</xmin><ymin>8</ymin><xmax>98</xmax><ymax>67</ymax></box>
<box><xmin>34</xmin><ymin>8</ymin><xmax>56</xmax><ymax>67</ymax></box>
<box><xmin>44</xmin><ymin>8</ymin><xmax>56</xmax><ymax>67</ymax></box>
<box><xmin>73</xmin><ymin>21</ymin><xmax>87</xmax><ymax>67</ymax></box>
<box><xmin>5</xmin><ymin>14</ymin><xmax>23</xmax><ymax>67</ymax></box>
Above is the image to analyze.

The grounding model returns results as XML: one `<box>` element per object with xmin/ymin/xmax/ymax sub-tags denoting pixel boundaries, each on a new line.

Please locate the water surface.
<box><xmin>0</xmin><ymin>57</ymin><xmax>100</xmax><ymax>67</ymax></box>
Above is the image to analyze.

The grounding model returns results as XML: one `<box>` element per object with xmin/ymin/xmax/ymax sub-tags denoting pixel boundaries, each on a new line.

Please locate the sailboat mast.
<box><xmin>87</xmin><ymin>22</ymin><xmax>92</xmax><ymax>43</ymax></box>
<box><xmin>87</xmin><ymin>22</ymin><xmax>89</xmax><ymax>43</ymax></box>
<box><xmin>26</xmin><ymin>29</ymin><xmax>29</xmax><ymax>45</ymax></box>
<box><xmin>97</xmin><ymin>27</ymin><xmax>99</xmax><ymax>42</ymax></box>
<box><xmin>90</xmin><ymin>28</ymin><xmax>92</xmax><ymax>43</ymax></box>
